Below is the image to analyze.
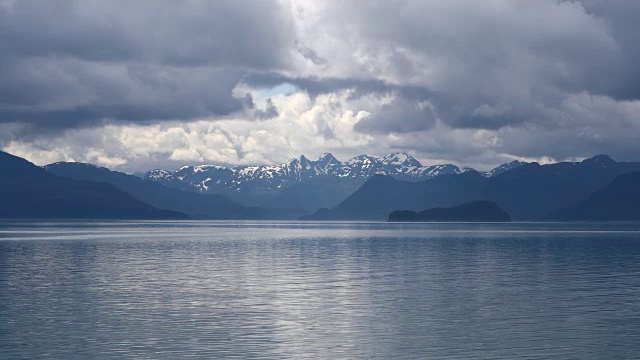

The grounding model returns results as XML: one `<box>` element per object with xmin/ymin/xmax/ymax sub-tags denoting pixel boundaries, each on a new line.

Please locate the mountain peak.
<box><xmin>288</xmin><ymin>154</ymin><xmax>309</xmax><ymax>164</ymax></box>
<box><xmin>314</xmin><ymin>152</ymin><xmax>338</xmax><ymax>162</ymax></box>
<box><xmin>381</xmin><ymin>152</ymin><xmax>422</xmax><ymax>168</ymax></box>
<box><xmin>487</xmin><ymin>160</ymin><xmax>527</xmax><ymax>177</ymax></box>
<box><xmin>313</xmin><ymin>153</ymin><xmax>340</xmax><ymax>170</ymax></box>
<box><xmin>1</xmin><ymin>150</ymin><xmax>48</xmax><ymax>177</ymax></box>
<box><xmin>506</xmin><ymin>160</ymin><xmax>524</xmax><ymax>166</ymax></box>
<box><xmin>345</xmin><ymin>154</ymin><xmax>377</xmax><ymax>165</ymax></box>
<box><xmin>582</xmin><ymin>154</ymin><xmax>616</xmax><ymax>167</ymax></box>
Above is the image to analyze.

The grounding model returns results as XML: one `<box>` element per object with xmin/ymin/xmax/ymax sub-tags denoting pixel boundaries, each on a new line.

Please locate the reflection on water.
<box><xmin>1</xmin><ymin>221</ymin><xmax>640</xmax><ymax>359</ymax></box>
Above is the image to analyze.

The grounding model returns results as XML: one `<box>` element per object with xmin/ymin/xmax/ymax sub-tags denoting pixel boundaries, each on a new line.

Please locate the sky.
<box><xmin>1</xmin><ymin>0</ymin><xmax>640</xmax><ymax>172</ymax></box>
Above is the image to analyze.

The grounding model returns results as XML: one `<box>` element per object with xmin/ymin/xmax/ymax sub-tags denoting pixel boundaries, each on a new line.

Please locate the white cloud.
<box><xmin>2</xmin><ymin>90</ymin><xmax>375</xmax><ymax>171</ymax></box>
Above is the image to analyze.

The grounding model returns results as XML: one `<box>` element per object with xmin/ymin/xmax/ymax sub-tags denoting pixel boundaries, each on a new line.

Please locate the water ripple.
<box><xmin>1</xmin><ymin>221</ymin><xmax>639</xmax><ymax>359</ymax></box>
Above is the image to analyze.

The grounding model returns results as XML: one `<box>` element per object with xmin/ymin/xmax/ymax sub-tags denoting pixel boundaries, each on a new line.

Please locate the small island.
<box><xmin>388</xmin><ymin>201</ymin><xmax>511</xmax><ymax>222</ymax></box>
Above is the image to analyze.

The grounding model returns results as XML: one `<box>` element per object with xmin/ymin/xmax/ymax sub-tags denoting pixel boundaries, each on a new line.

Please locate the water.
<box><xmin>1</xmin><ymin>221</ymin><xmax>640</xmax><ymax>359</ymax></box>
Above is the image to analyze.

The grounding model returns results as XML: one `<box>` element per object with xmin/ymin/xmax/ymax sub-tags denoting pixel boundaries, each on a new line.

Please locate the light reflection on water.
<box><xmin>1</xmin><ymin>221</ymin><xmax>640</xmax><ymax>359</ymax></box>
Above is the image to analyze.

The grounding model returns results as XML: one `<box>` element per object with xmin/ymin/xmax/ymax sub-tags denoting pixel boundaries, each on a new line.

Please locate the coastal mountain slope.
<box><xmin>388</xmin><ymin>201</ymin><xmax>511</xmax><ymax>222</ymax></box>
<box><xmin>302</xmin><ymin>171</ymin><xmax>486</xmax><ymax>220</ymax></box>
<box><xmin>304</xmin><ymin>155</ymin><xmax>640</xmax><ymax>220</ymax></box>
<box><xmin>0</xmin><ymin>151</ymin><xmax>187</xmax><ymax>219</ymax></box>
<box><xmin>548</xmin><ymin>171</ymin><xmax>640</xmax><ymax>221</ymax></box>
<box><xmin>480</xmin><ymin>155</ymin><xmax>640</xmax><ymax>219</ymax></box>
<box><xmin>45</xmin><ymin>162</ymin><xmax>270</xmax><ymax>219</ymax></box>
<box><xmin>244</xmin><ymin>177</ymin><xmax>365</xmax><ymax>213</ymax></box>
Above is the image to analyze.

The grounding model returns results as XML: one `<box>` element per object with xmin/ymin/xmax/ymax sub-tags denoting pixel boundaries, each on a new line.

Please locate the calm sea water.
<box><xmin>1</xmin><ymin>221</ymin><xmax>640</xmax><ymax>359</ymax></box>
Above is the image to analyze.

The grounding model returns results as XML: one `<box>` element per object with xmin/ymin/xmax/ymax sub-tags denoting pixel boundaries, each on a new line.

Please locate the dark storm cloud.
<box><xmin>0</xmin><ymin>0</ymin><xmax>294</xmax><ymax>129</ymax></box>
<box><xmin>0</xmin><ymin>0</ymin><xmax>292</xmax><ymax>67</ymax></box>
<box><xmin>4</xmin><ymin>0</ymin><xmax>639</xmax><ymax>136</ymax></box>
<box><xmin>0</xmin><ymin>60</ymin><xmax>250</xmax><ymax>128</ymax></box>
<box><xmin>579</xmin><ymin>0</ymin><xmax>640</xmax><ymax>100</ymax></box>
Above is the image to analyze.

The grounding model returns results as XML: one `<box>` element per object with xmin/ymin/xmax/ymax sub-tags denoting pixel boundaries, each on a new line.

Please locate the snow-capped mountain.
<box><xmin>144</xmin><ymin>152</ymin><xmax>532</xmax><ymax>195</ymax></box>
<box><xmin>145</xmin><ymin>152</ymin><xmax>469</xmax><ymax>194</ymax></box>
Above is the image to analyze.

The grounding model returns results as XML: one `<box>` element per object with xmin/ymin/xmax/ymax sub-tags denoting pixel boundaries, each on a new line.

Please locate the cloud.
<box><xmin>580</xmin><ymin>0</ymin><xmax>640</xmax><ymax>100</ymax></box>
<box><xmin>2</xmin><ymin>0</ymin><xmax>640</xmax><ymax>171</ymax></box>
<box><xmin>1</xmin><ymin>90</ymin><xmax>373</xmax><ymax>171</ymax></box>
<box><xmin>6</xmin><ymin>88</ymin><xmax>640</xmax><ymax>173</ymax></box>
<box><xmin>354</xmin><ymin>95</ymin><xmax>437</xmax><ymax>133</ymax></box>
<box><xmin>0</xmin><ymin>0</ymin><xmax>295</xmax><ymax>128</ymax></box>
<box><xmin>281</xmin><ymin>1</ymin><xmax>624</xmax><ymax>125</ymax></box>
<box><xmin>295</xmin><ymin>40</ymin><xmax>328</xmax><ymax>66</ymax></box>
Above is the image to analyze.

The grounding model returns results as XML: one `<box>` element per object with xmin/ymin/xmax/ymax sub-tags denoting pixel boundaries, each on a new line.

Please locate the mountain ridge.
<box><xmin>45</xmin><ymin>161</ymin><xmax>288</xmax><ymax>220</ymax></box>
<box><xmin>388</xmin><ymin>201</ymin><xmax>511</xmax><ymax>222</ymax></box>
<box><xmin>303</xmin><ymin>154</ymin><xmax>640</xmax><ymax>220</ymax></box>
<box><xmin>547</xmin><ymin>171</ymin><xmax>640</xmax><ymax>221</ymax></box>
<box><xmin>144</xmin><ymin>152</ymin><xmax>523</xmax><ymax>194</ymax></box>
<box><xmin>143</xmin><ymin>152</ymin><xmax>529</xmax><ymax>212</ymax></box>
<box><xmin>0</xmin><ymin>150</ymin><xmax>187</xmax><ymax>220</ymax></box>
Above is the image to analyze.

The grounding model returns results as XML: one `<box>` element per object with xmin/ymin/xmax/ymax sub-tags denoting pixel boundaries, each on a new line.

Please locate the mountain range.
<box><xmin>2</xmin><ymin>150</ymin><xmax>639</xmax><ymax>221</ymax></box>
<box><xmin>45</xmin><ymin>162</ymin><xmax>273</xmax><ymax>219</ymax></box>
<box><xmin>144</xmin><ymin>152</ymin><xmax>525</xmax><ymax>212</ymax></box>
